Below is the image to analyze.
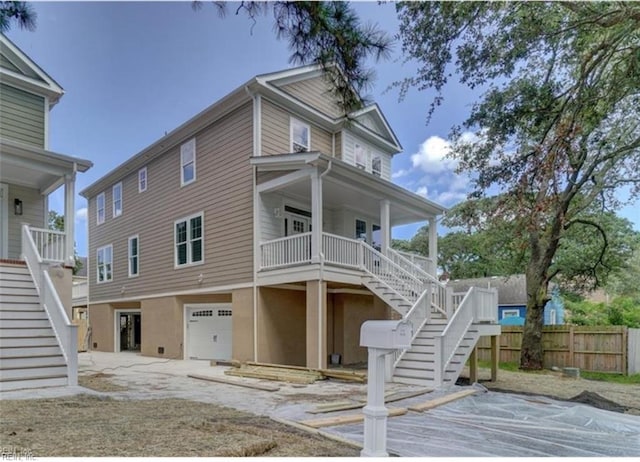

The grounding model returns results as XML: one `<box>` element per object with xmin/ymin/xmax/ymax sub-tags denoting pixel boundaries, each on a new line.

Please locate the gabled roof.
<box><xmin>0</xmin><ymin>33</ymin><xmax>64</xmax><ymax>105</ymax></box>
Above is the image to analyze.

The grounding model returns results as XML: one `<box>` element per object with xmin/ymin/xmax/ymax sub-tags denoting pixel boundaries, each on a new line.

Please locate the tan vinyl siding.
<box><xmin>279</xmin><ymin>76</ymin><xmax>343</xmax><ymax>118</ymax></box>
<box><xmin>88</xmin><ymin>102</ymin><xmax>254</xmax><ymax>302</ymax></box>
<box><xmin>0</xmin><ymin>83</ymin><xmax>45</xmax><ymax>147</ymax></box>
<box><xmin>261</xmin><ymin>99</ymin><xmax>332</xmax><ymax>156</ymax></box>
<box><xmin>334</xmin><ymin>132</ymin><xmax>342</xmax><ymax>159</ymax></box>
<box><xmin>7</xmin><ymin>184</ymin><xmax>44</xmax><ymax>259</ymax></box>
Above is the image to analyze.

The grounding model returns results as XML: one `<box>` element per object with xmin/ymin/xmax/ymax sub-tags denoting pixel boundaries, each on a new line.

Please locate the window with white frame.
<box><xmin>290</xmin><ymin>118</ymin><xmax>310</xmax><ymax>153</ymax></box>
<box><xmin>138</xmin><ymin>167</ymin><xmax>147</xmax><ymax>192</ymax></box>
<box><xmin>96</xmin><ymin>192</ymin><xmax>105</xmax><ymax>225</ymax></box>
<box><xmin>355</xmin><ymin>143</ymin><xmax>367</xmax><ymax>169</ymax></box>
<box><xmin>128</xmin><ymin>235</ymin><xmax>139</xmax><ymax>277</ymax></box>
<box><xmin>372</xmin><ymin>156</ymin><xmax>382</xmax><ymax>177</ymax></box>
<box><xmin>175</xmin><ymin>213</ymin><xmax>203</xmax><ymax>267</ymax></box>
<box><xmin>549</xmin><ymin>309</ymin><xmax>557</xmax><ymax>325</ymax></box>
<box><xmin>112</xmin><ymin>182</ymin><xmax>123</xmax><ymax>217</ymax></box>
<box><xmin>180</xmin><ymin>138</ymin><xmax>196</xmax><ymax>186</ymax></box>
<box><xmin>502</xmin><ymin>309</ymin><xmax>520</xmax><ymax>319</ymax></box>
<box><xmin>355</xmin><ymin>219</ymin><xmax>367</xmax><ymax>241</ymax></box>
<box><xmin>97</xmin><ymin>245</ymin><xmax>113</xmax><ymax>283</ymax></box>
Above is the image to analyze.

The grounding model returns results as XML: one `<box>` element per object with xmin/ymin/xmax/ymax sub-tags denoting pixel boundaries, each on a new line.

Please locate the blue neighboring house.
<box><xmin>448</xmin><ymin>274</ymin><xmax>565</xmax><ymax>326</ymax></box>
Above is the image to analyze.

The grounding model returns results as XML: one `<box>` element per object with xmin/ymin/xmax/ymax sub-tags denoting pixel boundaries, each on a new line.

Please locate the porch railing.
<box><xmin>29</xmin><ymin>226</ymin><xmax>66</xmax><ymax>263</ymax></box>
<box><xmin>260</xmin><ymin>232</ymin><xmax>312</xmax><ymax>269</ymax></box>
<box><xmin>390</xmin><ymin>248</ymin><xmax>435</xmax><ymax>277</ymax></box>
<box><xmin>323</xmin><ymin>233</ymin><xmax>360</xmax><ymax>269</ymax></box>
<box><xmin>21</xmin><ymin>224</ymin><xmax>77</xmax><ymax>386</ymax></box>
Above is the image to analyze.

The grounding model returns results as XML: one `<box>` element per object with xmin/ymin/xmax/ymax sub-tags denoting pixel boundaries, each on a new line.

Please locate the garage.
<box><xmin>185</xmin><ymin>304</ymin><xmax>232</xmax><ymax>360</ymax></box>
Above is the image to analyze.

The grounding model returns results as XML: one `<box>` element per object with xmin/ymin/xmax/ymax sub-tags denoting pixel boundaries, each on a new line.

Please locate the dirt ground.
<box><xmin>0</xmin><ymin>395</ymin><xmax>359</xmax><ymax>457</ymax></box>
<box><xmin>459</xmin><ymin>365</ymin><xmax>640</xmax><ymax>415</ymax></box>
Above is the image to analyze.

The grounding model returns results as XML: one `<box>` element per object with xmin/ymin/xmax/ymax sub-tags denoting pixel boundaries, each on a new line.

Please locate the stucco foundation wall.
<box><xmin>232</xmin><ymin>287</ymin><xmax>254</xmax><ymax>362</ymax></box>
<box><xmin>88</xmin><ymin>303</ymin><xmax>114</xmax><ymax>352</ymax></box>
<box><xmin>140</xmin><ymin>297</ymin><xmax>183</xmax><ymax>359</ymax></box>
<box><xmin>332</xmin><ymin>293</ymin><xmax>388</xmax><ymax>365</ymax></box>
<box><xmin>257</xmin><ymin>287</ymin><xmax>306</xmax><ymax>366</ymax></box>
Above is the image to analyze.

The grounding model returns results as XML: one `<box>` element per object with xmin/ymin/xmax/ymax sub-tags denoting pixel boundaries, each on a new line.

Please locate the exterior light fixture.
<box><xmin>14</xmin><ymin>198</ymin><xmax>22</xmax><ymax>215</ymax></box>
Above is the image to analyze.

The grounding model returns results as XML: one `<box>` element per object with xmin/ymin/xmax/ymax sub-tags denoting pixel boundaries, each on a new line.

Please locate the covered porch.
<box><xmin>252</xmin><ymin>152</ymin><xmax>446</xmax><ymax>286</ymax></box>
<box><xmin>0</xmin><ymin>137</ymin><xmax>92</xmax><ymax>264</ymax></box>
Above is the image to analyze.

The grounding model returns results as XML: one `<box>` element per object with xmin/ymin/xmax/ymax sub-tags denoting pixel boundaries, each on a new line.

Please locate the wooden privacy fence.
<box><xmin>477</xmin><ymin>325</ymin><xmax>633</xmax><ymax>375</ymax></box>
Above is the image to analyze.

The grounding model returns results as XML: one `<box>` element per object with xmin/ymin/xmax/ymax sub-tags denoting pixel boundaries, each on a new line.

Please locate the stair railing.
<box><xmin>436</xmin><ymin>287</ymin><xmax>476</xmax><ymax>384</ymax></box>
<box><xmin>21</xmin><ymin>224</ymin><xmax>78</xmax><ymax>386</ymax></box>
<box><xmin>391</xmin><ymin>283</ymin><xmax>432</xmax><ymax>368</ymax></box>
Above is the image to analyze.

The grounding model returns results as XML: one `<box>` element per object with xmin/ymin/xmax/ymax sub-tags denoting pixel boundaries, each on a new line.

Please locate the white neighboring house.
<box><xmin>0</xmin><ymin>33</ymin><xmax>92</xmax><ymax>391</ymax></box>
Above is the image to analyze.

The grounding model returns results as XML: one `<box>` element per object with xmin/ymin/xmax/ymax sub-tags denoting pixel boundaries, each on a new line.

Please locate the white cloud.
<box><xmin>415</xmin><ymin>186</ymin><xmax>428</xmax><ymax>198</ymax></box>
<box><xmin>435</xmin><ymin>191</ymin><xmax>468</xmax><ymax>206</ymax></box>
<box><xmin>410</xmin><ymin>136</ymin><xmax>456</xmax><ymax>174</ymax></box>
<box><xmin>392</xmin><ymin>169</ymin><xmax>410</xmax><ymax>179</ymax></box>
<box><xmin>75</xmin><ymin>207</ymin><xmax>87</xmax><ymax>222</ymax></box>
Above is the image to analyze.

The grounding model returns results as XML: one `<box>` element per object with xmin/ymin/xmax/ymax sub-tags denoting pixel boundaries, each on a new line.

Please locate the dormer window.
<box><xmin>355</xmin><ymin>143</ymin><xmax>367</xmax><ymax>170</ymax></box>
<box><xmin>290</xmin><ymin>117</ymin><xmax>310</xmax><ymax>153</ymax></box>
<box><xmin>372</xmin><ymin>156</ymin><xmax>382</xmax><ymax>177</ymax></box>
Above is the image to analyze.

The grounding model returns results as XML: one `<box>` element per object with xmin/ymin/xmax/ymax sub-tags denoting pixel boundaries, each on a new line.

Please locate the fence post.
<box><xmin>569</xmin><ymin>325</ymin><xmax>575</xmax><ymax>367</ymax></box>
<box><xmin>622</xmin><ymin>327</ymin><xmax>628</xmax><ymax>376</ymax></box>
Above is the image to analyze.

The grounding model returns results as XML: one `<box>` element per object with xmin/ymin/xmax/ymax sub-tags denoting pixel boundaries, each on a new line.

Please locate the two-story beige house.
<box><xmin>0</xmin><ymin>34</ymin><xmax>92</xmax><ymax>391</ymax></box>
<box><xmin>81</xmin><ymin>65</ymin><xmax>500</xmax><ymax>387</ymax></box>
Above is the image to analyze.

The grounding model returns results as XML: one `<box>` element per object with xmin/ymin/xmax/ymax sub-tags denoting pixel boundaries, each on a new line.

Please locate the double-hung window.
<box><xmin>181</xmin><ymin>138</ymin><xmax>196</xmax><ymax>186</ymax></box>
<box><xmin>113</xmin><ymin>182</ymin><xmax>123</xmax><ymax>217</ymax></box>
<box><xmin>175</xmin><ymin>213</ymin><xmax>203</xmax><ymax>267</ymax></box>
<box><xmin>128</xmin><ymin>235</ymin><xmax>139</xmax><ymax>277</ymax></box>
<box><xmin>290</xmin><ymin>118</ymin><xmax>310</xmax><ymax>153</ymax></box>
<box><xmin>355</xmin><ymin>144</ymin><xmax>368</xmax><ymax>169</ymax></box>
<box><xmin>96</xmin><ymin>192</ymin><xmax>105</xmax><ymax>225</ymax></box>
<box><xmin>372</xmin><ymin>156</ymin><xmax>382</xmax><ymax>177</ymax></box>
<box><xmin>138</xmin><ymin>167</ymin><xmax>147</xmax><ymax>192</ymax></box>
<box><xmin>97</xmin><ymin>245</ymin><xmax>113</xmax><ymax>283</ymax></box>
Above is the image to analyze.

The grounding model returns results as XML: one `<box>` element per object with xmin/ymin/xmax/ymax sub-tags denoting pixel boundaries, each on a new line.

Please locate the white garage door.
<box><xmin>186</xmin><ymin>304</ymin><xmax>232</xmax><ymax>360</ymax></box>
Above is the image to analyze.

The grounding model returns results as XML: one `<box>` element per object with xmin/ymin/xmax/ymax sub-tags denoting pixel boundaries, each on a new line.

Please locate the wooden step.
<box><xmin>0</xmin><ymin>327</ymin><xmax>55</xmax><ymax>338</ymax></box>
<box><xmin>392</xmin><ymin>375</ymin><xmax>436</xmax><ymax>387</ymax></box>
<box><xmin>396</xmin><ymin>359</ymin><xmax>435</xmax><ymax>370</ymax></box>
<box><xmin>0</xmin><ymin>336</ymin><xmax>58</xmax><ymax>348</ymax></box>
<box><xmin>0</xmin><ymin>364</ymin><xmax>68</xmax><ymax>380</ymax></box>
<box><xmin>1</xmin><ymin>319</ymin><xmax>52</xmax><ymax>329</ymax></box>
<box><xmin>0</xmin><ymin>354</ymin><xmax>66</xmax><ymax>369</ymax></box>
<box><xmin>0</xmin><ymin>375</ymin><xmax>68</xmax><ymax>392</ymax></box>
<box><xmin>0</xmin><ymin>303</ymin><xmax>43</xmax><ymax>312</ymax></box>
<box><xmin>393</xmin><ymin>367</ymin><xmax>435</xmax><ymax>380</ymax></box>
<box><xmin>0</xmin><ymin>280</ymin><xmax>36</xmax><ymax>289</ymax></box>
<box><xmin>0</xmin><ymin>287</ymin><xmax>38</xmax><ymax>297</ymax></box>
<box><xmin>0</xmin><ymin>310</ymin><xmax>47</xmax><ymax>320</ymax></box>
<box><xmin>402</xmin><ymin>351</ymin><xmax>434</xmax><ymax>361</ymax></box>
<box><xmin>0</xmin><ymin>295</ymin><xmax>40</xmax><ymax>304</ymax></box>
<box><xmin>0</xmin><ymin>346</ymin><xmax>62</xmax><ymax>358</ymax></box>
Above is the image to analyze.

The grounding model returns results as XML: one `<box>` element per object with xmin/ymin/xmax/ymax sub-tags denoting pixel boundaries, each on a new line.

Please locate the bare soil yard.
<box><xmin>0</xmin><ymin>396</ymin><xmax>359</xmax><ymax>457</ymax></box>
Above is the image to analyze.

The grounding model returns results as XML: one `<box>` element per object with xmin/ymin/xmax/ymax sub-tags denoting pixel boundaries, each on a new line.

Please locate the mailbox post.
<box><xmin>360</xmin><ymin>320</ymin><xmax>412</xmax><ymax>457</ymax></box>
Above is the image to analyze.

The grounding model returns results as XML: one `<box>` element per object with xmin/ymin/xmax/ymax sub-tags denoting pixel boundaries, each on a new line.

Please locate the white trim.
<box><xmin>114</xmin><ymin>308</ymin><xmax>141</xmax><ymax>353</ymax></box>
<box><xmin>501</xmin><ymin>309</ymin><xmax>520</xmax><ymax>319</ymax></box>
<box><xmin>257</xmin><ymin>168</ymin><xmax>313</xmax><ymax>194</ymax></box>
<box><xmin>96</xmin><ymin>244</ymin><xmax>113</xmax><ymax>284</ymax></box>
<box><xmin>44</xmin><ymin>96</ymin><xmax>50</xmax><ymax>149</ymax></box>
<box><xmin>290</xmin><ymin>116</ymin><xmax>311</xmax><ymax>153</ymax></box>
<box><xmin>0</xmin><ymin>183</ymin><xmax>8</xmax><ymax>259</ymax></box>
<box><xmin>127</xmin><ymin>234</ymin><xmax>139</xmax><ymax>278</ymax></box>
<box><xmin>174</xmin><ymin>211</ymin><xmax>204</xmax><ymax>268</ymax></box>
<box><xmin>138</xmin><ymin>167</ymin><xmax>147</xmax><ymax>193</ymax></box>
<box><xmin>87</xmin><ymin>282</ymin><xmax>253</xmax><ymax>306</ymax></box>
<box><xmin>112</xmin><ymin>182</ymin><xmax>123</xmax><ymax>218</ymax></box>
<box><xmin>253</xmin><ymin>94</ymin><xmax>262</xmax><ymax>157</ymax></box>
<box><xmin>96</xmin><ymin>192</ymin><xmax>105</xmax><ymax>225</ymax></box>
<box><xmin>180</xmin><ymin>138</ymin><xmax>196</xmax><ymax>187</ymax></box>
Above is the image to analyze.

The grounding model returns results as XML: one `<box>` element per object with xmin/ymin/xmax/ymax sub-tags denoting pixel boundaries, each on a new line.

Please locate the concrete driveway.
<box><xmin>3</xmin><ymin>351</ymin><xmax>639</xmax><ymax>457</ymax></box>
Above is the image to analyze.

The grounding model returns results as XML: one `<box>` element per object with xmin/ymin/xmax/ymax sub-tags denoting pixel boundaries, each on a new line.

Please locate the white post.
<box><xmin>380</xmin><ymin>199</ymin><xmax>390</xmax><ymax>255</ymax></box>
<box><xmin>310</xmin><ymin>168</ymin><xmax>322</xmax><ymax>263</ymax></box>
<box><xmin>428</xmin><ymin>216</ymin><xmax>437</xmax><ymax>276</ymax></box>
<box><xmin>362</xmin><ymin>348</ymin><xmax>390</xmax><ymax>457</ymax></box>
<box><xmin>63</xmin><ymin>172</ymin><xmax>76</xmax><ymax>267</ymax></box>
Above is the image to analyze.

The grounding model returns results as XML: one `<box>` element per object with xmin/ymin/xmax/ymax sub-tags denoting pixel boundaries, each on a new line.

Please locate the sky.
<box><xmin>6</xmin><ymin>1</ymin><xmax>639</xmax><ymax>257</ymax></box>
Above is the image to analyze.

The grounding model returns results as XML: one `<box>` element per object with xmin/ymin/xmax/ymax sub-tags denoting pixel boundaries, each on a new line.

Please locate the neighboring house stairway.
<box><xmin>360</xmin><ymin>246</ymin><xmax>498</xmax><ymax>388</ymax></box>
<box><xmin>0</xmin><ymin>262</ymin><xmax>71</xmax><ymax>391</ymax></box>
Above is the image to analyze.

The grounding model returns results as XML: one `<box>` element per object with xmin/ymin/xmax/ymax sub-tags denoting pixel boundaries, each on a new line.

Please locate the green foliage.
<box><xmin>565</xmin><ymin>295</ymin><xmax>640</xmax><ymax>328</ymax></box>
<box><xmin>48</xmin><ymin>211</ymin><xmax>83</xmax><ymax>276</ymax></box>
<box><xmin>194</xmin><ymin>1</ymin><xmax>392</xmax><ymax>114</ymax></box>
<box><xmin>580</xmin><ymin>371</ymin><xmax>640</xmax><ymax>385</ymax></box>
<box><xmin>0</xmin><ymin>1</ymin><xmax>35</xmax><ymax>32</ymax></box>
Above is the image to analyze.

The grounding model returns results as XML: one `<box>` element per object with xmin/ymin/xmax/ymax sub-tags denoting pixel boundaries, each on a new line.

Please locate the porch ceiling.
<box><xmin>0</xmin><ymin>138</ymin><xmax>92</xmax><ymax>193</ymax></box>
<box><xmin>253</xmin><ymin>153</ymin><xmax>446</xmax><ymax>225</ymax></box>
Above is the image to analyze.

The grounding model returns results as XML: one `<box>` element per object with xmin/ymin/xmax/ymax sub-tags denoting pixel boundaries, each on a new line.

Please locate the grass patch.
<box><xmin>580</xmin><ymin>371</ymin><xmax>640</xmax><ymax>384</ymax></box>
<box><xmin>477</xmin><ymin>360</ymin><xmax>527</xmax><ymax>372</ymax></box>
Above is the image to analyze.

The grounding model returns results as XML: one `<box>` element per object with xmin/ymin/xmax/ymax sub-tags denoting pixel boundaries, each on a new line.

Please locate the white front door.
<box><xmin>0</xmin><ymin>183</ymin><xmax>8</xmax><ymax>259</ymax></box>
<box><xmin>186</xmin><ymin>304</ymin><xmax>233</xmax><ymax>360</ymax></box>
<box><xmin>285</xmin><ymin>213</ymin><xmax>310</xmax><ymax>236</ymax></box>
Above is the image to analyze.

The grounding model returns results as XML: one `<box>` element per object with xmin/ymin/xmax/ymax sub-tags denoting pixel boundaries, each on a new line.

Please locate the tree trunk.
<box><xmin>520</xmin><ymin>266</ymin><xmax>549</xmax><ymax>370</ymax></box>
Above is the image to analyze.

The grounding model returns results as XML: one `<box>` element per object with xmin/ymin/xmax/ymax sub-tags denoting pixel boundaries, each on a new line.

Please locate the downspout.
<box><xmin>317</xmin><ymin>160</ymin><xmax>332</xmax><ymax>367</ymax></box>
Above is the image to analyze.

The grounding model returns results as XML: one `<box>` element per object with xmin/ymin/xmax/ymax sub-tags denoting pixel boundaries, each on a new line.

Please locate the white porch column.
<box><xmin>63</xmin><ymin>172</ymin><xmax>76</xmax><ymax>267</ymax></box>
<box><xmin>428</xmin><ymin>216</ymin><xmax>437</xmax><ymax>276</ymax></box>
<box><xmin>380</xmin><ymin>199</ymin><xmax>390</xmax><ymax>255</ymax></box>
<box><xmin>311</xmin><ymin>168</ymin><xmax>323</xmax><ymax>263</ymax></box>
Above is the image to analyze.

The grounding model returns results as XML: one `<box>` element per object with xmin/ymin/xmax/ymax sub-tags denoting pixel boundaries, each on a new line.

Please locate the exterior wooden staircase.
<box><xmin>360</xmin><ymin>245</ymin><xmax>498</xmax><ymax>388</ymax></box>
<box><xmin>0</xmin><ymin>226</ymin><xmax>78</xmax><ymax>392</ymax></box>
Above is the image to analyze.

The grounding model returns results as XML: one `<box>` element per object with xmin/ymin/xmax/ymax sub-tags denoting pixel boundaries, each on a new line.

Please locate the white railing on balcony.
<box><xmin>260</xmin><ymin>232</ymin><xmax>312</xmax><ymax>269</ymax></box>
<box><xmin>391</xmin><ymin>248</ymin><xmax>435</xmax><ymax>276</ymax></box>
<box><xmin>29</xmin><ymin>226</ymin><xmax>66</xmax><ymax>263</ymax></box>
<box><xmin>322</xmin><ymin>233</ymin><xmax>361</xmax><ymax>269</ymax></box>
<box><xmin>473</xmin><ymin>287</ymin><xmax>499</xmax><ymax>323</ymax></box>
<box><xmin>391</xmin><ymin>283</ymin><xmax>432</xmax><ymax>368</ymax></box>
<box><xmin>439</xmin><ymin>287</ymin><xmax>475</xmax><ymax>376</ymax></box>
<box><xmin>451</xmin><ymin>291</ymin><xmax>466</xmax><ymax>312</ymax></box>
<box><xmin>21</xmin><ymin>224</ymin><xmax>77</xmax><ymax>386</ymax></box>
